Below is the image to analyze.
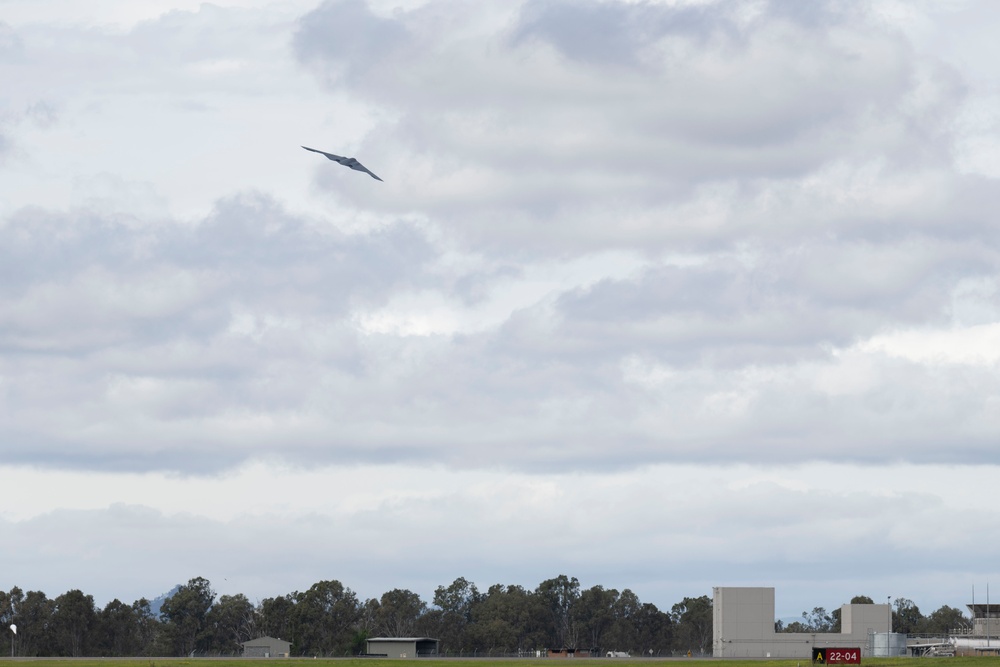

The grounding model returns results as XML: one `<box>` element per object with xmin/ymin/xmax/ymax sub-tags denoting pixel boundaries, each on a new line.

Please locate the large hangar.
<box><xmin>366</xmin><ymin>637</ymin><xmax>440</xmax><ymax>658</ymax></box>
<box><xmin>713</xmin><ymin>587</ymin><xmax>890</xmax><ymax>659</ymax></box>
<box><xmin>241</xmin><ymin>636</ymin><xmax>292</xmax><ymax>658</ymax></box>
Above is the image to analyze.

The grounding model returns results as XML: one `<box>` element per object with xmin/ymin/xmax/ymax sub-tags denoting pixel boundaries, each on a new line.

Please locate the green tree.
<box><xmin>892</xmin><ymin>598</ymin><xmax>923</xmax><ymax>634</ymax></box>
<box><xmin>291</xmin><ymin>580</ymin><xmax>360</xmax><ymax>656</ymax></box>
<box><xmin>467</xmin><ymin>584</ymin><xmax>547</xmax><ymax>654</ymax></box>
<box><xmin>132</xmin><ymin>598</ymin><xmax>161</xmax><ymax>656</ymax></box>
<box><xmin>535</xmin><ymin>575</ymin><xmax>580</xmax><ymax>648</ymax></box>
<box><xmin>468</xmin><ymin>611</ymin><xmax>518</xmax><ymax>654</ymax></box>
<box><xmin>96</xmin><ymin>599</ymin><xmax>140</xmax><ymax>656</ymax></box>
<box><xmin>159</xmin><ymin>577</ymin><xmax>215</xmax><ymax>656</ymax></box>
<box><xmin>258</xmin><ymin>595</ymin><xmax>295</xmax><ymax>643</ymax></box>
<box><xmin>428</xmin><ymin>577</ymin><xmax>481</xmax><ymax>653</ymax></box>
<box><xmin>0</xmin><ymin>589</ymin><xmax>15</xmax><ymax>657</ymax></box>
<box><xmin>573</xmin><ymin>586</ymin><xmax>618</xmax><ymax>650</ymax></box>
<box><xmin>782</xmin><ymin>621</ymin><xmax>809</xmax><ymax>633</ymax></box>
<box><xmin>50</xmin><ymin>589</ymin><xmax>96</xmax><ymax>656</ymax></box>
<box><xmin>803</xmin><ymin>607</ymin><xmax>834</xmax><ymax>632</ymax></box>
<box><xmin>352</xmin><ymin>598</ymin><xmax>381</xmax><ymax>655</ymax></box>
<box><xmin>670</xmin><ymin>595</ymin><xmax>712</xmax><ymax>656</ymax></box>
<box><xmin>633</xmin><ymin>602</ymin><xmax>673</xmax><ymax>656</ymax></box>
<box><xmin>918</xmin><ymin>605</ymin><xmax>969</xmax><ymax>634</ymax></box>
<box><xmin>784</xmin><ymin>608</ymin><xmax>834</xmax><ymax>633</ymax></box>
<box><xmin>357</xmin><ymin>597</ymin><xmax>380</xmax><ymax>635</ymax></box>
<box><xmin>376</xmin><ymin>589</ymin><xmax>426</xmax><ymax>639</ymax></box>
<box><xmin>603</xmin><ymin>589</ymin><xmax>641</xmax><ymax>652</ymax></box>
<box><xmin>434</xmin><ymin>577</ymin><xmax>481</xmax><ymax>619</ymax></box>
<box><xmin>205</xmin><ymin>593</ymin><xmax>257</xmax><ymax>654</ymax></box>
<box><xmin>13</xmin><ymin>590</ymin><xmax>54</xmax><ymax>656</ymax></box>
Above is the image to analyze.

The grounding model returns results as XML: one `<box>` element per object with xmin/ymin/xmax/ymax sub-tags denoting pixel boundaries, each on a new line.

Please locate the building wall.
<box><xmin>366</xmin><ymin>638</ymin><xmax>439</xmax><ymax>658</ymax></box>
<box><xmin>242</xmin><ymin>636</ymin><xmax>291</xmax><ymax>658</ymax></box>
<box><xmin>367</xmin><ymin>640</ymin><xmax>416</xmax><ymax>658</ymax></box>
<box><xmin>841</xmin><ymin>604</ymin><xmax>887</xmax><ymax>636</ymax></box>
<box><xmin>714</xmin><ymin>587</ymin><xmax>891</xmax><ymax>659</ymax></box>
<box><xmin>973</xmin><ymin>619</ymin><xmax>1000</xmax><ymax>637</ymax></box>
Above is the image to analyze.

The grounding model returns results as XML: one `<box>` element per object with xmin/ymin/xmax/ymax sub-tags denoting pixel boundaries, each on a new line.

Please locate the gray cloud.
<box><xmin>294</xmin><ymin>0</ymin><xmax>410</xmax><ymax>85</ymax></box>
<box><xmin>2</xmin><ymin>0</ymin><xmax>998</xmax><ymax>476</ymax></box>
<box><xmin>3</xmin><ymin>468</ymin><xmax>998</xmax><ymax>614</ymax></box>
<box><xmin>3</xmin><ymin>0</ymin><xmax>1000</xmax><ymax>622</ymax></box>
<box><xmin>1</xmin><ymin>192</ymin><xmax>432</xmax><ymax>323</ymax></box>
<box><xmin>0</xmin><ymin>21</ymin><xmax>22</xmax><ymax>159</ymax></box>
<box><xmin>510</xmin><ymin>0</ymin><xmax>702</xmax><ymax>68</ymax></box>
<box><xmin>291</xmin><ymin>0</ymin><xmax>968</xmax><ymax>258</ymax></box>
<box><xmin>0</xmin><ymin>20</ymin><xmax>23</xmax><ymax>57</ymax></box>
<box><xmin>0</xmin><ymin>194</ymin><xmax>444</xmax><ymax>472</ymax></box>
<box><xmin>555</xmin><ymin>237</ymin><xmax>999</xmax><ymax>362</ymax></box>
<box><xmin>3</xmin><ymin>198</ymin><xmax>1000</xmax><ymax>472</ymax></box>
<box><xmin>511</xmin><ymin>0</ymin><xmax>862</xmax><ymax>67</ymax></box>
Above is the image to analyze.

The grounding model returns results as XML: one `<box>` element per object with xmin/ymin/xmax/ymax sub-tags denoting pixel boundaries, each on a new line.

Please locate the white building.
<box><xmin>713</xmin><ymin>587</ymin><xmax>891</xmax><ymax>659</ymax></box>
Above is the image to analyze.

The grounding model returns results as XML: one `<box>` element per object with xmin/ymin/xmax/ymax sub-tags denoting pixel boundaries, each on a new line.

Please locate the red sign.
<box><xmin>813</xmin><ymin>648</ymin><xmax>861</xmax><ymax>664</ymax></box>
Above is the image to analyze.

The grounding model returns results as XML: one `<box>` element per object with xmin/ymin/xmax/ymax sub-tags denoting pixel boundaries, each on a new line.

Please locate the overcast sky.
<box><xmin>2</xmin><ymin>0</ymin><xmax>1000</xmax><ymax>621</ymax></box>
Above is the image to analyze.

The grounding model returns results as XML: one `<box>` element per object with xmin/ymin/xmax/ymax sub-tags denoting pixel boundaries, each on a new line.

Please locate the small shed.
<box><xmin>547</xmin><ymin>648</ymin><xmax>595</xmax><ymax>658</ymax></box>
<box><xmin>242</xmin><ymin>636</ymin><xmax>292</xmax><ymax>658</ymax></box>
<box><xmin>366</xmin><ymin>637</ymin><xmax>440</xmax><ymax>658</ymax></box>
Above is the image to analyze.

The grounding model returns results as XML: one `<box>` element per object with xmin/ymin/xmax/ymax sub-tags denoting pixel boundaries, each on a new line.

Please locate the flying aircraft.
<box><xmin>301</xmin><ymin>146</ymin><xmax>383</xmax><ymax>181</ymax></box>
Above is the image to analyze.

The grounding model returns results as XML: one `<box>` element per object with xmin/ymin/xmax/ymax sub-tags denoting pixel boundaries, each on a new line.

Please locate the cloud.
<box><xmin>2</xmin><ymin>0</ymin><xmax>998</xmax><ymax>476</ymax></box>
<box><xmin>555</xmin><ymin>236</ymin><xmax>999</xmax><ymax>361</ymax></box>
<box><xmin>2</xmin><ymin>461</ymin><xmax>998</xmax><ymax>614</ymax></box>
<box><xmin>3</xmin><ymin>0</ymin><xmax>1000</xmax><ymax>618</ymax></box>
<box><xmin>2</xmin><ymin>198</ymin><xmax>1000</xmax><ymax>472</ymax></box>
<box><xmin>292</xmin><ymin>0</ymin><xmax>967</xmax><ymax>255</ymax></box>
<box><xmin>0</xmin><ymin>194</ymin><xmax>442</xmax><ymax>472</ymax></box>
<box><xmin>0</xmin><ymin>20</ymin><xmax>23</xmax><ymax>58</ymax></box>
<box><xmin>510</xmin><ymin>0</ymin><xmax>694</xmax><ymax>68</ymax></box>
<box><xmin>0</xmin><ymin>22</ymin><xmax>24</xmax><ymax>160</ymax></box>
<box><xmin>294</xmin><ymin>0</ymin><xmax>410</xmax><ymax>84</ymax></box>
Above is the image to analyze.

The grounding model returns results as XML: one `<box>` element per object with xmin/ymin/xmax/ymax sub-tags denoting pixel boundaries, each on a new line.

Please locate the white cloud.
<box><xmin>0</xmin><ymin>0</ymin><xmax>311</xmax><ymax>30</ymax></box>
<box><xmin>861</xmin><ymin>323</ymin><xmax>1000</xmax><ymax>366</ymax></box>
<box><xmin>2</xmin><ymin>0</ymin><xmax>1000</xmax><ymax>616</ymax></box>
<box><xmin>0</xmin><ymin>2</ymin><xmax>362</xmax><ymax>221</ymax></box>
<box><xmin>290</xmin><ymin>0</ymin><xmax>972</xmax><ymax>254</ymax></box>
<box><xmin>1</xmin><ymin>461</ymin><xmax>997</xmax><ymax>615</ymax></box>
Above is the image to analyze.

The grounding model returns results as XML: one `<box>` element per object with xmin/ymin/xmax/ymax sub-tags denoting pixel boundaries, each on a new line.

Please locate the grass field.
<box><xmin>0</xmin><ymin>659</ymin><xmax>990</xmax><ymax>667</ymax></box>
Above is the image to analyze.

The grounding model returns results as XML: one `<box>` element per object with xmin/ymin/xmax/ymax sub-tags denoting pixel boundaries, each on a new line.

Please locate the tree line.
<box><xmin>0</xmin><ymin>575</ymin><xmax>713</xmax><ymax>657</ymax></box>
<box><xmin>776</xmin><ymin>595</ymin><xmax>969</xmax><ymax>635</ymax></box>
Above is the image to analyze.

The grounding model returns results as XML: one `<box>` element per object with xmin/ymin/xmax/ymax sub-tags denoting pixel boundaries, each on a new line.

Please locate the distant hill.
<box><xmin>148</xmin><ymin>584</ymin><xmax>182</xmax><ymax>618</ymax></box>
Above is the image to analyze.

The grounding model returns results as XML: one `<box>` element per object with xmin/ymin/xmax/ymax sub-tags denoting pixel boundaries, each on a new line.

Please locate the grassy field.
<box><xmin>0</xmin><ymin>659</ymin><xmax>990</xmax><ymax>667</ymax></box>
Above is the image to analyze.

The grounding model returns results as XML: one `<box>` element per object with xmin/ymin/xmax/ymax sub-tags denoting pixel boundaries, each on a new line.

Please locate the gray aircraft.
<box><xmin>301</xmin><ymin>146</ymin><xmax>383</xmax><ymax>181</ymax></box>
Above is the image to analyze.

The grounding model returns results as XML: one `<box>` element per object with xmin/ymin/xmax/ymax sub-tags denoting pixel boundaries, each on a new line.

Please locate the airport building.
<box><xmin>365</xmin><ymin>637</ymin><xmax>440</xmax><ymax>658</ymax></box>
<box><xmin>713</xmin><ymin>587</ymin><xmax>892</xmax><ymax>659</ymax></box>
<box><xmin>241</xmin><ymin>636</ymin><xmax>292</xmax><ymax>658</ymax></box>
